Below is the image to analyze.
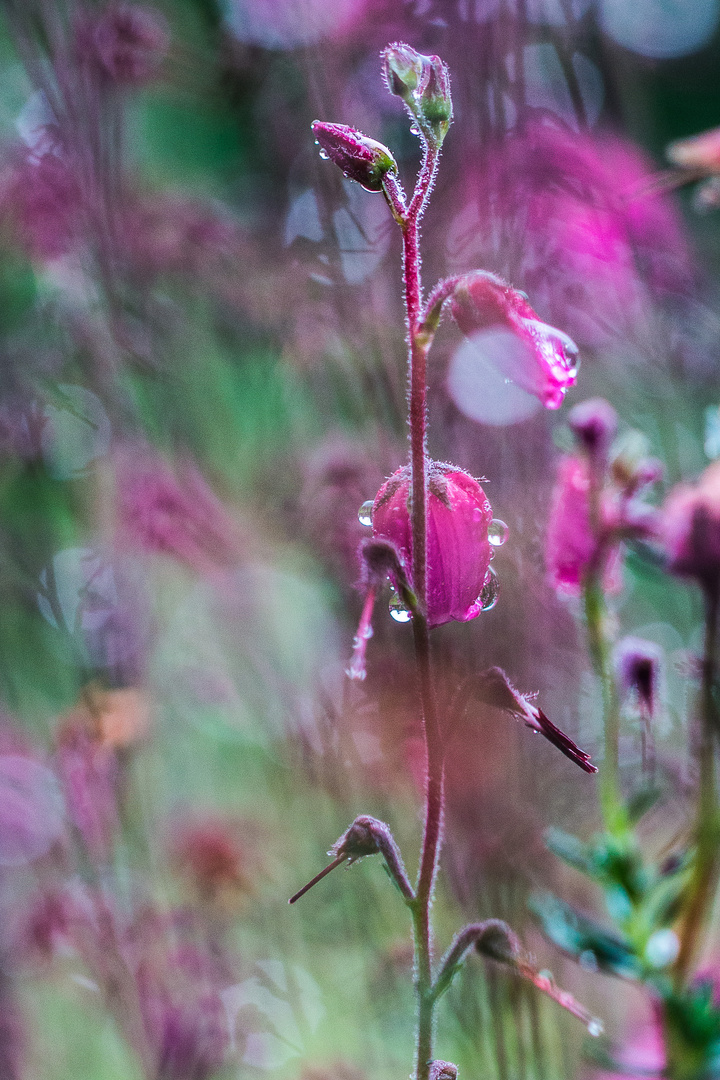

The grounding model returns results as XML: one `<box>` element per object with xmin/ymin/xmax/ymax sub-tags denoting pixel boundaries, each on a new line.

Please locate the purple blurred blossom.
<box><xmin>76</xmin><ymin>4</ymin><xmax>169</xmax><ymax>86</ymax></box>
<box><xmin>5</xmin><ymin>151</ymin><xmax>83</xmax><ymax>261</ymax></box>
<box><xmin>658</xmin><ymin>462</ymin><xmax>720</xmax><ymax>585</ymax></box>
<box><xmin>55</xmin><ymin>719</ymin><xmax>119</xmax><ymax>861</ymax></box>
<box><xmin>137</xmin><ymin>940</ymin><xmax>230</xmax><ymax>1080</ymax></box>
<box><xmin>449</xmin><ymin>123</ymin><xmax>694</xmax><ymax>347</ymax></box>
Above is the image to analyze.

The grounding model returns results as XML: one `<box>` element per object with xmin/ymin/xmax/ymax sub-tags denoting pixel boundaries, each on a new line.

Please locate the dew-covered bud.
<box><xmin>382</xmin><ymin>43</ymin><xmax>426</xmax><ymax>97</ymax></box>
<box><xmin>615</xmin><ymin>637</ymin><xmax>662</xmax><ymax>719</ymax></box>
<box><xmin>429</xmin><ymin>1063</ymin><xmax>458</xmax><ymax>1080</ymax></box>
<box><xmin>450</xmin><ymin>272</ymin><xmax>578</xmax><ymax>409</ymax></box>
<box><xmin>568</xmin><ymin>399</ymin><xmax>618</xmax><ymax>460</ymax></box>
<box><xmin>311</xmin><ymin>122</ymin><xmax>397</xmax><ymax>192</ymax></box>
<box><xmin>381</xmin><ymin>43</ymin><xmax>452</xmax><ymax>144</ymax></box>
<box><xmin>371</xmin><ymin>462</ymin><xmax>495</xmax><ymax>627</ymax></box>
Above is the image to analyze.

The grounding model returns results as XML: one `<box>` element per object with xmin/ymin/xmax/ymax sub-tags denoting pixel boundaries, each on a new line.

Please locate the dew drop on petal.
<box><xmin>587</xmin><ymin>1019</ymin><xmax>604</xmax><ymax>1038</ymax></box>
<box><xmin>358</xmin><ymin>500</ymin><xmax>374</xmax><ymax>527</ymax></box>
<box><xmin>318</xmin><ymin>149</ymin><xmax>329</xmax><ymax>160</ymax></box>
<box><xmin>410</xmin><ymin>124</ymin><xmax>420</xmax><ymax>136</ymax></box>
<box><xmin>389</xmin><ymin>594</ymin><xmax>412</xmax><ymax>622</ymax></box>
<box><xmin>478</xmin><ymin>566</ymin><xmax>499</xmax><ymax>611</ymax></box>
<box><xmin>488</xmin><ymin>518</ymin><xmax>508</xmax><ymax>547</ymax></box>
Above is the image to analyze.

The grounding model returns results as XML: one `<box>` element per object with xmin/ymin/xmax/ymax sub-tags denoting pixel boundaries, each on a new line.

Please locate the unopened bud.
<box><xmin>382</xmin><ymin>42</ymin><xmax>424</xmax><ymax>99</ymax></box>
<box><xmin>311</xmin><ymin>122</ymin><xmax>397</xmax><ymax>192</ymax></box>
<box><xmin>429</xmin><ymin>1063</ymin><xmax>458</xmax><ymax>1080</ymax></box>
<box><xmin>381</xmin><ymin>43</ymin><xmax>452</xmax><ymax>145</ymax></box>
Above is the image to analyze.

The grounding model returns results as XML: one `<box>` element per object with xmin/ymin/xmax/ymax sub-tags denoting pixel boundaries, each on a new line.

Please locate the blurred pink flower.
<box><xmin>546</xmin><ymin>455</ymin><xmax>622</xmax><ymax>596</ymax></box>
<box><xmin>77</xmin><ymin>3</ymin><xmax>169</xmax><ymax>85</ymax></box>
<box><xmin>370</xmin><ymin>462</ymin><xmax>494</xmax><ymax>627</ymax></box>
<box><xmin>56</xmin><ymin>717</ymin><xmax>119</xmax><ymax>861</ymax></box>
<box><xmin>136</xmin><ymin>935</ymin><xmax>230</xmax><ymax>1080</ymax></box>
<box><xmin>450</xmin><ymin>271</ymin><xmax>579</xmax><ymax>408</ymax></box>
<box><xmin>658</xmin><ymin>461</ymin><xmax>720</xmax><ymax>584</ymax></box>
<box><xmin>451</xmin><ymin>123</ymin><xmax>693</xmax><ymax>346</ymax></box>
<box><xmin>5</xmin><ymin>152</ymin><xmax>83</xmax><ymax>260</ymax></box>
<box><xmin>115</xmin><ymin>446</ymin><xmax>241</xmax><ymax>572</ymax></box>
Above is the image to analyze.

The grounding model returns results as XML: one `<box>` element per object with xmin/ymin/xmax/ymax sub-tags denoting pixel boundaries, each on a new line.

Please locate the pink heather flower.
<box><xmin>659</xmin><ymin>461</ymin><xmax>720</xmax><ymax>584</ymax></box>
<box><xmin>450</xmin><ymin>271</ymin><xmax>579</xmax><ymax>409</ymax></box>
<box><xmin>371</xmin><ymin>462</ymin><xmax>494</xmax><ymax>628</ymax></box>
<box><xmin>546</xmin><ymin>455</ymin><xmax>622</xmax><ymax>596</ymax></box>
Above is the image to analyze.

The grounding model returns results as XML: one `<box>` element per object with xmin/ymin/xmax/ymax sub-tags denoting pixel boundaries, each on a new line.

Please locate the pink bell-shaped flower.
<box><xmin>371</xmin><ymin>463</ymin><xmax>496</xmax><ymax>628</ymax></box>
<box><xmin>450</xmin><ymin>271</ymin><xmax>579</xmax><ymax>409</ymax></box>
<box><xmin>347</xmin><ymin>463</ymin><xmax>501</xmax><ymax>680</ymax></box>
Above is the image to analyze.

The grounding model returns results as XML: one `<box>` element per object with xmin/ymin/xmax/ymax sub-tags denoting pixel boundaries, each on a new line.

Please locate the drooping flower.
<box><xmin>450</xmin><ymin>271</ymin><xmax>579</xmax><ymax>409</ymax></box>
<box><xmin>370</xmin><ymin>462</ymin><xmax>495</xmax><ymax>628</ymax></box>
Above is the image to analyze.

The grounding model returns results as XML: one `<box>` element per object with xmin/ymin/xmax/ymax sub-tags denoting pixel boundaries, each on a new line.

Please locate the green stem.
<box><xmin>674</xmin><ymin>583</ymin><xmax>720</xmax><ymax>984</ymax></box>
<box><xmin>583</xmin><ymin>573</ymin><xmax>622</xmax><ymax>830</ymax></box>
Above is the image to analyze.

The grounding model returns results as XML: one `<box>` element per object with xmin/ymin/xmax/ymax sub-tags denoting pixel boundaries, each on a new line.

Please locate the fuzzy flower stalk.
<box><xmin>296</xmin><ymin>45</ymin><xmax>594</xmax><ymax>1080</ymax></box>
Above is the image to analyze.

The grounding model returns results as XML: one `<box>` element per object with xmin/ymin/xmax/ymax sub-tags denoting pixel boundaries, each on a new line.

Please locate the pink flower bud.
<box><xmin>658</xmin><ymin>462</ymin><xmax>720</xmax><ymax>584</ymax></box>
<box><xmin>311</xmin><ymin>121</ymin><xmax>397</xmax><ymax>192</ymax></box>
<box><xmin>371</xmin><ymin>463</ymin><xmax>495</xmax><ymax>628</ymax></box>
<box><xmin>450</xmin><ymin>272</ymin><xmax>579</xmax><ymax>409</ymax></box>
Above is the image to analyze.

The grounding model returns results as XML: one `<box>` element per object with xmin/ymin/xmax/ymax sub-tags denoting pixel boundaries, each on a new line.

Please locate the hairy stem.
<box><xmin>398</xmin><ymin>138</ymin><xmax>444</xmax><ymax>1080</ymax></box>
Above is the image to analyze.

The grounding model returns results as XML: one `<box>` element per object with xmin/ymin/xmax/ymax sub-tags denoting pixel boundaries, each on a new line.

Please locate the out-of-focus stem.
<box><xmin>674</xmin><ymin>583</ymin><xmax>720</xmax><ymax>983</ymax></box>
<box><xmin>583</xmin><ymin>574</ymin><xmax>622</xmax><ymax>828</ymax></box>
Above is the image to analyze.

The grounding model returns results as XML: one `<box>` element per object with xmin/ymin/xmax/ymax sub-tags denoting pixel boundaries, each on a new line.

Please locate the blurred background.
<box><xmin>1</xmin><ymin>0</ymin><xmax>719</xmax><ymax>1077</ymax></box>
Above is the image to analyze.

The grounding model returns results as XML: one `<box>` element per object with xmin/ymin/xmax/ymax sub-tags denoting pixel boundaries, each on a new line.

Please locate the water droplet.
<box><xmin>318</xmin><ymin>149</ymin><xmax>329</xmax><ymax>160</ymax></box>
<box><xmin>587</xmin><ymin>1019</ymin><xmax>604</xmax><ymax>1038</ymax></box>
<box><xmin>358</xmin><ymin>502</ymin><xmax>374</xmax><ymax>527</ymax></box>
<box><xmin>488</xmin><ymin>518</ymin><xmax>508</xmax><ymax>547</ymax></box>
<box><xmin>477</xmin><ymin>566</ymin><xmax>499</xmax><ymax>611</ymax></box>
<box><xmin>410</xmin><ymin>124</ymin><xmax>420</xmax><ymax>136</ymax></box>
<box><xmin>357</xmin><ymin>501</ymin><xmax>374</xmax><ymax>526</ymax></box>
<box><xmin>389</xmin><ymin>594</ymin><xmax>412</xmax><ymax>623</ymax></box>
